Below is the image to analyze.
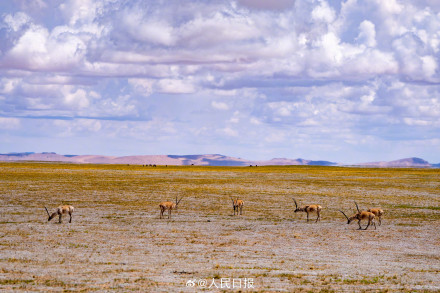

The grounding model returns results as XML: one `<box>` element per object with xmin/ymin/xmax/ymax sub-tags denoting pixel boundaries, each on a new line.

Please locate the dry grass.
<box><xmin>0</xmin><ymin>162</ymin><xmax>439</xmax><ymax>292</ymax></box>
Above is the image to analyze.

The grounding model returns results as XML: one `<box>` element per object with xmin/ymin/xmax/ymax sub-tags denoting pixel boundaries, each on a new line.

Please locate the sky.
<box><xmin>0</xmin><ymin>0</ymin><xmax>439</xmax><ymax>164</ymax></box>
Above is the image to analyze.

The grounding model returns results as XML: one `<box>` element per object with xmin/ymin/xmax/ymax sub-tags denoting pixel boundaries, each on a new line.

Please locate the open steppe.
<box><xmin>0</xmin><ymin>162</ymin><xmax>439</xmax><ymax>292</ymax></box>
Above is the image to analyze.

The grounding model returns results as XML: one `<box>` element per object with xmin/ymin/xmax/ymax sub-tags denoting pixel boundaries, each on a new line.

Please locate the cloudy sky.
<box><xmin>0</xmin><ymin>0</ymin><xmax>439</xmax><ymax>163</ymax></box>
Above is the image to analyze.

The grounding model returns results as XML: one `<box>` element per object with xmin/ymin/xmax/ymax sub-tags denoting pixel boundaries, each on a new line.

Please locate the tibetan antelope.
<box><xmin>45</xmin><ymin>205</ymin><xmax>74</xmax><ymax>223</ymax></box>
<box><xmin>367</xmin><ymin>208</ymin><xmax>384</xmax><ymax>226</ymax></box>
<box><xmin>293</xmin><ymin>198</ymin><xmax>322</xmax><ymax>222</ymax></box>
<box><xmin>230</xmin><ymin>197</ymin><xmax>244</xmax><ymax>216</ymax></box>
<box><xmin>159</xmin><ymin>196</ymin><xmax>183</xmax><ymax>219</ymax></box>
<box><xmin>339</xmin><ymin>201</ymin><xmax>376</xmax><ymax>230</ymax></box>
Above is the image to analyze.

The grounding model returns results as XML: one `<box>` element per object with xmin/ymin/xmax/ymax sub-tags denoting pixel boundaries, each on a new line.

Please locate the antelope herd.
<box><xmin>45</xmin><ymin>198</ymin><xmax>383</xmax><ymax>230</ymax></box>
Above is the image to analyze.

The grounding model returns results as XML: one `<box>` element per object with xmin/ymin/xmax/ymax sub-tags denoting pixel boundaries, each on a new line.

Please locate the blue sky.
<box><xmin>0</xmin><ymin>0</ymin><xmax>439</xmax><ymax>164</ymax></box>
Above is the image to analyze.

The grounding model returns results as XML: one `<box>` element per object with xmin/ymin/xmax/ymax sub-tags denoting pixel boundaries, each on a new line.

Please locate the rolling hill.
<box><xmin>0</xmin><ymin>153</ymin><xmax>437</xmax><ymax>167</ymax></box>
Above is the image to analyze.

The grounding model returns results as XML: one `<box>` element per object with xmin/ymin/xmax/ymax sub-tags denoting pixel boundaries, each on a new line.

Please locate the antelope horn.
<box><xmin>292</xmin><ymin>198</ymin><xmax>298</xmax><ymax>209</ymax></box>
<box><xmin>44</xmin><ymin>206</ymin><xmax>50</xmax><ymax>217</ymax></box>
<box><xmin>354</xmin><ymin>201</ymin><xmax>360</xmax><ymax>213</ymax></box>
<box><xmin>339</xmin><ymin>210</ymin><xmax>349</xmax><ymax>221</ymax></box>
<box><xmin>177</xmin><ymin>196</ymin><xmax>183</xmax><ymax>204</ymax></box>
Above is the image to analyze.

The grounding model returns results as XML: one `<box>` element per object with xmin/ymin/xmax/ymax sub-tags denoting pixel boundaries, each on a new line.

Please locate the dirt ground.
<box><xmin>0</xmin><ymin>163</ymin><xmax>439</xmax><ymax>292</ymax></box>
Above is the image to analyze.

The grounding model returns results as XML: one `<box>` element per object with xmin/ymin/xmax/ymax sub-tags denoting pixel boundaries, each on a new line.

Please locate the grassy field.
<box><xmin>0</xmin><ymin>162</ymin><xmax>439</xmax><ymax>292</ymax></box>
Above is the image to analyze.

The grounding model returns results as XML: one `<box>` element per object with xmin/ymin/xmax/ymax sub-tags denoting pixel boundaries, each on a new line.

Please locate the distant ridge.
<box><xmin>356</xmin><ymin>157</ymin><xmax>434</xmax><ymax>168</ymax></box>
<box><xmin>0</xmin><ymin>152</ymin><xmax>336</xmax><ymax>166</ymax></box>
<box><xmin>0</xmin><ymin>153</ymin><xmax>437</xmax><ymax>167</ymax></box>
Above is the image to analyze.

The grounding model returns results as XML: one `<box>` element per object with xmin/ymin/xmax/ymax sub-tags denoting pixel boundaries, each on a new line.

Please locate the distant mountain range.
<box><xmin>0</xmin><ymin>152</ymin><xmax>438</xmax><ymax>168</ymax></box>
<box><xmin>357</xmin><ymin>157</ymin><xmax>440</xmax><ymax>168</ymax></box>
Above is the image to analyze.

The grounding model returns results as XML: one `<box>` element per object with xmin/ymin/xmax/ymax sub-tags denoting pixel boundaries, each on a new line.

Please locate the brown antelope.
<box><xmin>293</xmin><ymin>198</ymin><xmax>322</xmax><ymax>222</ymax></box>
<box><xmin>45</xmin><ymin>205</ymin><xmax>74</xmax><ymax>223</ymax></box>
<box><xmin>339</xmin><ymin>201</ymin><xmax>376</xmax><ymax>230</ymax></box>
<box><xmin>367</xmin><ymin>208</ymin><xmax>384</xmax><ymax>226</ymax></box>
<box><xmin>159</xmin><ymin>196</ymin><xmax>183</xmax><ymax>219</ymax></box>
<box><xmin>230</xmin><ymin>197</ymin><xmax>244</xmax><ymax>216</ymax></box>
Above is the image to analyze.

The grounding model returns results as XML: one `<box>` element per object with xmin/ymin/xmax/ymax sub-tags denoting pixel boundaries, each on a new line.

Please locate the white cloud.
<box><xmin>0</xmin><ymin>118</ymin><xmax>21</xmax><ymax>129</ymax></box>
<box><xmin>155</xmin><ymin>79</ymin><xmax>195</xmax><ymax>94</ymax></box>
<box><xmin>311</xmin><ymin>0</ymin><xmax>336</xmax><ymax>23</ymax></box>
<box><xmin>3</xmin><ymin>23</ymin><xmax>87</xmax><ymax>71</ymax></box>
<box><xmin>0</xmin><ymin>0</ymin><xmax>439</xmax><ymax>163</ymax></box>
<box><xmin>0</xmin><ymin>79</ymin><xmax>20</xmax><ymax>94</ymax></box>
<box><xmin>421</xmin><ymin>55</ymin><xmax>438</xmax><ymax>78</ymax></box>
<box><xmin>120</xmin><ymin>8</ymin><xmax>175</xmax><ymax>46</ymax></box>
<box><xmin>357</xmin><ymin>20</ymin><xmax>377</xmax><ymax>47</ymax></box>
<box><xmin>128</xmin><ymin>79</ymin><xmax>154</xmax><ymax>97</ymax></box>
<box><xmin>211</xmin><ymin>101</ymin><xmax>229</xmax><ymax>110</ymax></box>
<box><xmin>177</xmin><ymin>10</ymin><xmax>261</xmax><ymax>48</ymax></box>
<box><xmin>4</xmin><ymin>12</ymin><xmax>31</xmax><ymax>31</ymax></box>
<box><xmin>250</xmin><ymin>117</ymin><xmax>261</xmax><ymax>125</ymax></box>
<box><xmin>59</xmin><ymin>0</ymin><xmax>102</xmax><ymax>26</ymax></box>
<box><xmin>219</xmin><ymin>127</ymin><xmax>239</xmax><ymax>137</ymax></box>
<box><xmin>64</xmin><ymin>88</ymin><xmax>89</xmax><ymax>109</ymax></box>
<box><xmin>54</xmin><ymin>118</ymin><xmax>101</xmax><ymax>137</ymax></box>
<box><xmin>375</xmin><ymin>0</ymin><xmax>403</xmax><ymax>15</ymax></box>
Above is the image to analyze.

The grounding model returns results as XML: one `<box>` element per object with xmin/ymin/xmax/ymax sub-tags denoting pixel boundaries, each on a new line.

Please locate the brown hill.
<box><xmin>357</xmin><ymin>157</ymin><xmax>432</xmax><ymax>167</ymax></box>
<box><xmin>0</xmin><ymin>152</ymin><xmax>337</xmax><ymax>166</ymax></box>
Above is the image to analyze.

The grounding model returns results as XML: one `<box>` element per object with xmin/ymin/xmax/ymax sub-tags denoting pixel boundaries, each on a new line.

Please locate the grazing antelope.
<box><xmin>45</xmin><ymin>205</ymin><xmax>74</xmax><ymax>223</ymax></box>
<box><xmin>339</xmin><ymin>201</ymin><xmax>376</xmax><ymax>230</ymax></box>
<box><xmin>230</xmin><ymin>197</ymin><xmax>244</xmax><ymax>216</ymax></box>
<box><xmin>367</xmin><ymin>208</ymin><xmax>384</xmax><ymax>226</ymax></box>
<box><xmin>293</xmin><ymin>198</ymin><xmax>322</xmax><ymax>222</ymax></box>
<box><xmin>159</xmin><ymin>196</ymin><xmax>183</xmax><ymax>219</ymax></box>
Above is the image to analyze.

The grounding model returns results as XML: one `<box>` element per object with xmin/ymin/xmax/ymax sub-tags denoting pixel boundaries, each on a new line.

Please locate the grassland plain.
<box><xmin>0</xmin><ymin>162</ymin><xmax>439</xmax><ymax>292</ymax></box>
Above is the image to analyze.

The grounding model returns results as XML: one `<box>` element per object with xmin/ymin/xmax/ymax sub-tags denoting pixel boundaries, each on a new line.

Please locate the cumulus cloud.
<box><xmin>0</xmin><ymin>0</ymin><xmax>439</xmax><ymax>162</ymax></box>
<box><xmin>4</xmin><ymin>12</ymin><xmax>31</xmax><ymax>32</ymax></box>
<box><xmin>357</xmin><ymin>20</ymin><xmax>377</xmax><ymax>47</ymax></box>
<box><xmin>2</xmin><ymin>23</ymin><xmax>87</xmax><ymax>71</ymax></box>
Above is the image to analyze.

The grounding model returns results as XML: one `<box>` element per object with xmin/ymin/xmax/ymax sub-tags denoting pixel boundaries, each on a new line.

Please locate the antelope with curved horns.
<box><xmin>339</xmin><ymin>201</ymin><xmax>376</xmax><ymax>230</ymax></box>
<box><xmin>367</xmin><ymin>208</ymin><xmax>384</xmax><ymax>226</ymax></box>
<box><xmin>159</xmin><ymin>196</ymin><xmax>183</xmax><ymax>219</ymax></box>
<box><xmin>357</xmin><ymin>201</ymin><xmax>384</xmax><ymax>226</ymax></box>
<box><xmin>45</xmin><ymin>205</ymin><xmax>74</xmax><ymax>223</ymax></box>
<box><xmin>230</xmin><ymin>197</ymin><xmax>244</xmax><ymax>216</ymax></box>
<box><xmin>293</xmin><ymin>198</ymin><xmax>322</xmax><ymax>222</ymax></box>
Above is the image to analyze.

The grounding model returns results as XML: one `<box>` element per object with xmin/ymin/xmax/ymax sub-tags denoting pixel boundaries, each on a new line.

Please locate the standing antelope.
<box><xmin>159</xmin><ymin>196</ymin><xmax>183</xmax><ymax>219</ymax></box>
<box><xmin>45</xmin><ymin>205</ymin><xmax>74</xmax><ymax>223</ymax></box>
<box><xmin>339</xmin><ymin>201</ymin><xmax>376</xmax><ymax>230</ymax></box>
<box><xmin>293</xmin><ymin>198</ymin><xmax>322</xmax><ymax>222</ymax></box>
<box><xmin>367</xmin><ymin>208</ymin><xmax>384</xmax><ymax>226</ymax></box>
<box><xmin>230</xmin><ymin>197</ymin><xmax>244</xmax><ymax>216</ymax></box>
